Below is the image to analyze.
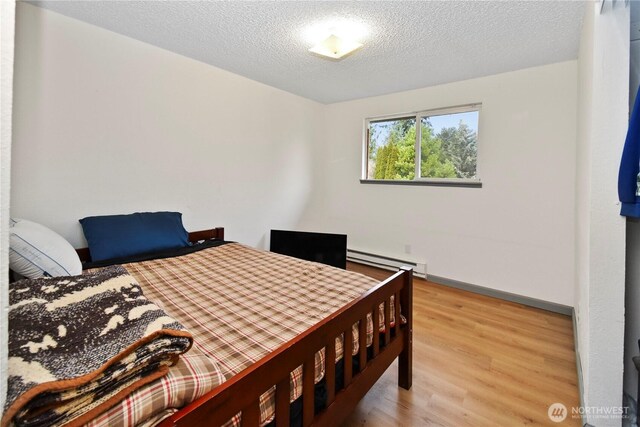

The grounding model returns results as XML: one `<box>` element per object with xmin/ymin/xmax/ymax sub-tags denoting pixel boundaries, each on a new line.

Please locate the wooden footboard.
<box><xmin>159</xmin><ymin>266</ymin><xmax>413</xmax><ymax>427</ymax></box>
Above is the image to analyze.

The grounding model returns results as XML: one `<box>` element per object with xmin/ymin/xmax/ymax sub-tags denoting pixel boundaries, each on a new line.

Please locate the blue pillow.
<box><xmin>79</xmin><ymin>212</ymin><xmax>189</xmax><ymax>262</ymax></box>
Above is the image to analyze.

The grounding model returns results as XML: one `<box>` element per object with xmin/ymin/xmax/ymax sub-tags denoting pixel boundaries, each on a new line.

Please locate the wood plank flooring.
<box><xmin>342</xmin><ymin>262</ymin><xmax>580</xmax><ymax>427</ymax></box>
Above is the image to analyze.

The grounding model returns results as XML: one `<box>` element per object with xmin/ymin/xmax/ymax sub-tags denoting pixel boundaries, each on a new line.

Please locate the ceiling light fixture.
<box><xmin>304</xmin><ymin>19</ymin><xmax>367</xmax><ymax>61</ymax></box>
<box><xmin>309</xmin><ymin>33</ymin><xmax>363</xmax><ymax>60</ymax></box>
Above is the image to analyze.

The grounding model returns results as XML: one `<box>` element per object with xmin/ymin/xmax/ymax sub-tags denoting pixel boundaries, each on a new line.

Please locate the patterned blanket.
<box><xmin>2</xmin><ymin>266</ymin><xmax>193</xmax><ymax>427</ymax></box>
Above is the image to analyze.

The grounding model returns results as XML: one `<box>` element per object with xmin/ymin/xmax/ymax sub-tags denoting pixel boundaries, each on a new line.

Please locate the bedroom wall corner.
<box><xmin>0</xmin><ymin>0</ymin><xmax>16</xmax><ymax>410</ymax></box>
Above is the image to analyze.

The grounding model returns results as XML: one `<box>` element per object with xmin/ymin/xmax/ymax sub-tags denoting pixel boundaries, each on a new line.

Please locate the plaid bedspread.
<box><xmin>87</xmin><ymin>243</ymin><xmax>389</xmax><ymax>426</ymax></box>
<box><xmin>84</xmin><ymin>351</ymin><xmax>224</xmax><ymax>427</ymax></box>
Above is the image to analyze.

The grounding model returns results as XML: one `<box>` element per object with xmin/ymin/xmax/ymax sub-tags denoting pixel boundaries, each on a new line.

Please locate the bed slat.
<box><xmin>325</xmin><ymin>340</ymin><xmax>336</xmax><ymax>406</ymax></box>
<box><xmin>242</xmin><ymin>401</ymin><xmax>260</xmax><ymax>426</ymax></box>
<box><xmin>302</xmin><ymin>358</ymin><xmax>315</xmax><ymax>427</ymax></box>
<box><xmin>358</xmin><ymin>317</ymin><xmax>367</xmax><ymax>372</ymax></box>
<box><xmin>394</xmin><ymin>291</ymin><xmax>401</xmax><ymax>337</ymax></box>
<box><xmin>372</xmin><ymin>304</ymin><xmax>380</xmax><ymax>357</ymax></box>
<box><xmin>344</xmin><ymin>330</ymin><xmax>353</xmax><ymax>387</ymax></box>
<box><xmin>384</xmin><ymin>299</ymin><xmax>391</xmax><ymax>345</ymax></box>
<box><xmin>275</xmin><ymin>378</ymin><xmax>290</xmax><ymax>426</ymax></box>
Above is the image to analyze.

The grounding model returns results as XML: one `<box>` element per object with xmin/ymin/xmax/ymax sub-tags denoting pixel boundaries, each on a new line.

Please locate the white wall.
<box><xmin>575</xmin><ymin>1</ymin><xmax>629</xmax><ymax>424</ymax></box>
<box><xmin>11</xmin><ymin>3</ymin><xmax>323</xmax><ymax>249</ymax></box>
<box><xmin>0</xmin><ymin>0</ymin><xmax>16</xmax><ymax>411</ymax></box>
<box><xmin>623</xmin><ymin>4</ymin><xmax>640</xmax><ymax>405</ymax></box>
<box><xmin>298</xmin><ymin>62</ymin><xmax>578</xmax><ymax>306</ymax></box>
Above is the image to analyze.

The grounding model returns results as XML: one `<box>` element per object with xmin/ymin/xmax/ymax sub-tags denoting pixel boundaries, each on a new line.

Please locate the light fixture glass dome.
<box><xmin>309</xmin><ymin>34</ymin><xmax>363</xmax><ymax>59</ymax></box>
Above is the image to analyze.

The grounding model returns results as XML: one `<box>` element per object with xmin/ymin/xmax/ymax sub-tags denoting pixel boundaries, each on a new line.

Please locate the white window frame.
<box><xmin>362</xmin><ymin>103</ymin><xmax>482</xmax><ymax>187</ymax></box>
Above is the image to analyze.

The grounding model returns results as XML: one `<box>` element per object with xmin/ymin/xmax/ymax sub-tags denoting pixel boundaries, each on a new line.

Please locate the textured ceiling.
<box><xmin>30</xmin><ymin>1</ymin><xmax>585</xmax><ymax>104</ymax></box>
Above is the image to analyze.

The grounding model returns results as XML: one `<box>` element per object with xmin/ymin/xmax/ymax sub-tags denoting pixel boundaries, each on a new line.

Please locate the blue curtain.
<box><xmin>619</xmin><ymin>85</ymin><xmax>640</xmax><ymax>217</ymax></box>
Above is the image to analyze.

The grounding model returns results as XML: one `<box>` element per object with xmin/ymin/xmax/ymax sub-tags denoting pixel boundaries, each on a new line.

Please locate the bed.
<box><xmin>71</xmin><ymin>226</ymin><xmax>413</xmax><ymax>427</ymax></box>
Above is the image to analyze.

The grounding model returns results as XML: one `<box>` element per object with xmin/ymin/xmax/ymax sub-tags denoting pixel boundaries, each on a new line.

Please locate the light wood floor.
<box><xmin>342</xmin><ymin>263</ymin><xmax>580</xmax><ymax>427</ymax></box>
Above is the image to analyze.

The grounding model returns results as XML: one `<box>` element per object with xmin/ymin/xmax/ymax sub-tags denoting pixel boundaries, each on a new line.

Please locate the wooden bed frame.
<box><xmin>76</xmin><ymin>227</ymin><xmax>412</xmax><ymax>427</ymax></box>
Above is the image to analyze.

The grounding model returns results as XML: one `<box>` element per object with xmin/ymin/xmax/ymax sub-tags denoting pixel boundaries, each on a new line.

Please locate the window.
<box><xmin>363</xmin><ymin>104</ymin><xmax>481</xmax><ymax>186</ymax></box>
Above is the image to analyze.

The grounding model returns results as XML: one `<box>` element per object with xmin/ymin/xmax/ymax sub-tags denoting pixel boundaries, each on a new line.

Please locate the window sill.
<box><xmin>360</xmin><ymin>179</ymin><xmax>482</xmax><ymax>188</ymax></box>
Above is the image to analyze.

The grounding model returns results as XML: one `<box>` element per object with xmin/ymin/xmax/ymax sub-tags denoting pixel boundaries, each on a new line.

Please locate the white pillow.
<box><xmin>9</xmin><ymin>218</ymin><xmax>82</xmax><ymax>279</ymax></box>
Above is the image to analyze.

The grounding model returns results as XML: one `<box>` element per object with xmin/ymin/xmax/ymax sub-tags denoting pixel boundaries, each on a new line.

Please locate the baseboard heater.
<box><xmin>347</xmin><ymin>248</ymin><xmax>427</xmax><ymax>278</ymax></box>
